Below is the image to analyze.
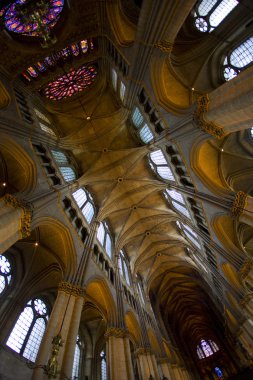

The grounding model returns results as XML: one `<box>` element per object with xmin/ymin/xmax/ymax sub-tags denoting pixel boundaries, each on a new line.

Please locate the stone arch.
<box><xmin>125</xmin><ymin>310</ymin><xmax>142</xmax><ymax>346</ymax></box>
<box><xmin>222</xmin><ymin>263</ymin><xmax>242</xmax><ymax>292</ymax></box>
<box><xmin>106</xmin><ymin>3</ymin><xmax>135</xmax><ymax>46</ymax></box>
<box><xmin>86</xmin><ymin>276</ymin><xmax>117</xmax><ymax>325</ymax></box>
<box><xmin>148</xmin><ymin>328</ymin><xmax>161</xmax><ymax>356</ymax></box>
<box><xmin>0</xmin><ymin>133</ymin><xmax>36</xmax><ymax>194</ymax></box>
<box><xmin>213</xmin><ymin>214</ymin><xmax>243</xmax><ymax>256</ymax></box>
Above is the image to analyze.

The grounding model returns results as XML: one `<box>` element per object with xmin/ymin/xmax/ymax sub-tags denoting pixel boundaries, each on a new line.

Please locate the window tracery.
<box><xmin>72</xmin><ymin>188</ymin><xmax>95</xmax><ymax>224</ymax></box>
<box><xmin>112</xmin><ymin>68</ymin><xmax>117</xmax><ymax>91</ymax></box>
<box><xmin>0</xmin><ymin>255</ymin><xmax>12</xmax><ymax>295</ymax></box>
<box><xmin>72</xmin><ymin>335</ymin><xmax>81</xmax><ymax>379</ymax></box>
<box><xmin>149</xmin><ymin>149</ymin><xmax>175</xmax><ymax>181</ymax></box>
<box><xmin>119</xmin><ymin>250</ymin><xmax>131</xmax><ymax>286</ymax></box>
<box><xmin>34</xmin><ymin>108</ymin><xmax>56</xmax><ymax>136</ymax></box>
<box><xmin>193</xmin><ymin>0</ymin><xmax>238</xmax><ymax>33</ymax></box>
<box><xmin>51</xmin><ymin>150</ymin><xmax>77</xmax><ymax>182</ymax></box>
<box><xmin>100</xmin><ymin>350</ymin><xmax>107</xmax><ymax>380</ymax></box>
<box><xmin>131</xmin><ymin>106</ymin><xmax>154</xmax><ymax>144</ymax></box>
<box><xmin>196</xmin><ymin>339</ymin><xmax>219</xmax><ymax>359</ymax></box>
<box><xmin>165</xmin><ymin>189</ymin><xmax>191</xmax><ymax>218</ymax></box>
<box><xmin>21</xmin><ymin>39</ymin><xmax>94</xmax><ymax>82</ymax></box>
<box><xmin>223</xmin><ymin>36</ymin><xmax>253</xmax><ymax>81</ymax></box>
<box><xmin>6</xmin><ymin>298</ymin><xmax>49</xmax><ymax>362</ymax></box>
<box><xmin>44</xmin><ymin>64</ymin><xmax>97</xmax><ymax>101</ymax></box>
<box><xmin>97</xmin><ymin>221</ymin><xmax>113</xmax><ymax>258</ymax></box>
<box><xmin>3</xmin><ymin>0</ymin><xmax>64</xmax><ymax>36</ymax></box>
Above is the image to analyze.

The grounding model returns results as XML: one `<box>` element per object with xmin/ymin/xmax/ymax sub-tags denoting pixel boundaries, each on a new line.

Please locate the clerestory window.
<box><xmin>0</xmin><ymin>255</ymin><xmax>12</xmax><ymax>295</ymax></box>
<box><xmin>223</xmin><ymin>36</ymin><xmax>253</xmax><ymax>81</ymax></box>
<box><xmin>97</xmin><ymin>221</ymin><xmax>113</xmax><ymax>258</ymax></box>
<box><xmin>100</xmin><ymin>350</ymin><xmax>107</xmax><ymax>380</ymax></box>
<box><xmin>51</xmin><ymin>150</ymin><xmax>77</xmax><ymax>183</ymax></box>
<box><xmin>72</xmin><ymin>335</ymin><xmax>81</xmax><ymax>379</ymax></box>
<box><xmin>34</xmin><ymin>108</ymin><xmax>56</xmax><ymax>137</ymax></box>
<box><xmin>72</xmin><ymin>188</ymin><xmax>95</xmax><ymax>224</ymax></box>
<box><xmin>177</xmin><ymin>221</ymin><xmax>201</xmax><ymax>250</ymax></box>
<box><xmin>131</xmin><ymin>106</ymin><xmax>154</xmax><ymax>144</ymax></box>
<box><xmin>119</xmin><ymin>250</ymin><xmax>131</xmax><ymax>286</ymax></box>
<box><xmin>149</xmin><ymin>149</ymin><xmax>175</xmax><ymax>181</ymax></box>
<box><xmin>6</xmin><ymin>298</ymin><xmax>49</xmax><ymax>362</ymax></box>
<box><xmin>193</xmin><ymin>0</ymin><xmax>238</xmax><ymax>33</ymax></box>
<box><xmin>165</xmin><ymin>189</ymin><xmax>191</xmax><ymax>218</ymax></box>
<box><xmin>196</xmin><ymin>339</ymin><xmax>219</xmax><ymax>359</ymax></box>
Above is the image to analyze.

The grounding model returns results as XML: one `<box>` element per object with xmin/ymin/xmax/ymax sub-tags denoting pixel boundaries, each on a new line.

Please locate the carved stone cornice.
<box><xmin>194</xmin><ymin>94</ymin><xmax>225</xmax><ymax>139</ymax></box>
<box><xmin>58</xmin><ymin>281</ymin><xmax>86</xmax><ymax>297</ymax></box>
<box><xmin>154</xmin><ymin>40</ymin><xmax>173</xmax><ymax>53</ymax></box>
<box><xmin>135</xmin><ymin>347</ymin><xmax>152</xmax><ymax>357</ymax></box>
<box><xmin>104</xmin><ymin>327</ymin><xmax>129</xmax><ymax>339</ymax></box>
<box><xmin>2</xmin><ymin>194</ymin><xmax>32</xmax><ymax>238</ymax></box>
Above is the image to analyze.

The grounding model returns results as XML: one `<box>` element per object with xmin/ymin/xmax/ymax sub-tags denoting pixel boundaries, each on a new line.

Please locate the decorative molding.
<box><xmin>154</xmin><ymin>40</ymin><xmax>173</xmax><ymax>53</ymax></box>
<box><xmin>231</xmin><ymin>191</ymin><xmax>247</xmax><ymax>218</ymax></box>
<box><xmin>2</xmin><ymin>194</ymin><xmax>32</xmax><ymax>238</ymax></box>
<box><xmin>240</xmin><ymin>258</ymin><xmax>253</xmax><ymax>280</ymax></box>
<box><xmin>58</xmin><ymin>281</ymin><xmax>86</xmax><ymax>297</ymax></box>
<box><xmin>104</xmin><ymin>327</ymin><xmax>129</xmax><ymax>339</ymax></box>
<box><xmin>135</xmin><ymin>347</ymin><xmax>152</xmax><ymax>356</ymax></box>
<box><xmin>194</xmin><ymin>94</ymin><xmax>225</xmax><ymax>139</ymax></box>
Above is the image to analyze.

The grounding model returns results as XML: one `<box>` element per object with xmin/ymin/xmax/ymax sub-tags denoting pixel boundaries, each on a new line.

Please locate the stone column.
<box><xmin>158</xmin><ymin>357</ymin><xmax>172</xmax><ymax>379</ymax></box>
<box><xmin>194</xmin><ymin>65</ymin><xmax>253</xmax><ymax>138</ymax></box>
<box><xmin>32</xmin><ymin>282</ymin><xmax>85</xmax><ymax>380</ymax></box>
<box><xmin>0</xmin><ymin>194</ymin><xmax>31</xmax><ymax>254</ymax></box>
<box><xmin>105</xmin><ymin>327</ymin><xmax>134</xmax><ymax>380</ymax></box>
<box><xmin>135</xmin><ymin>348</ymin><xmax>160</xmax><ymax>380</ymax></box>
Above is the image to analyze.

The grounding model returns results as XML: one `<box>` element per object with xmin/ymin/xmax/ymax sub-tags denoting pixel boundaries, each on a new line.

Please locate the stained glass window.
<box><xmin>223</xmin><ymin>36</ymin><xmax>253</xmax><ymax>81</ymax></box>
<box><xmin>44</xmin><ymin>65</ymin><xmax>97</xmax><ymax>101</ymax></box>
<box><xmin>131</xmin><ymin>106</ymin><xmax>154</xmax><ymax>144</ymax></box>
<box><xmin>72</xmin><ymin>336</ymin><xmax>81</xmax><ymax>380</ymax></box>
<box><xmin>0</xmin><ymin>255</ymin><xmax>12</xmax><ymax>295</ymax></box>
<box><xmin>120</xmin><ymin>81</ymin><xmax>126</xmax><ymax>102</ymax></box>
<box><xmin>6</xmin><ymin>298</ymin><xmax>48</xmax><ymax>362</ymax></box>
<box><xmin>112</xmin><ymin>69</ymin><xmax>117</xmax><ymax>91</ymax></box>
<box><xmin>72</xmin><ymin>188</ymin><xmax>95</xmax><ymax>224</ymax></box>
<box><xmin>4</xmin><ymin>0</ymin><xmax>64</xmax><ymax>36</ymax></box>
<box><xmin>194</xmin><ymin>0</ymin><xmax>238</xmax><ymax>33</ymax></box>
<box><xmin>100</xmin><ymin>350</ymin><xmax>107</xmax><ymax>380</ymax></box>
<box><xmin>139</xmin><ymin>124</ymin><xmax>154</xmax><ymax>144</ymax></box>
<box><xmin>196</xmin><ymin>339</ymin><xmax>219</xmax><ymax>359</ymax></box>
<box><xmin>132</xmin><ymin>107</ymin><xmax>144</xmax><ymax>128</ymax></box>
<box><xmin>97</xmin><ymin>221</ymin><xmax>113</xmax><ymax>258</ymax></box>
<box><xmin>119</xmin><ymin>250</ymin><xmax>131</xmax><ymax>286</ymax></box>
<box><xmin>149</xmin><ymin>150</ymin><xmax>175</xmax><ymax>181</ymax></box>
<box><xmin>59</xmin><ymin>167</ymin><xmax>76</xmax><ymax>182</ymax></box>
<box><xmin>214</xmin><ymin>367</ymin><xmax>223</xmax><ymax>378</ymax></box>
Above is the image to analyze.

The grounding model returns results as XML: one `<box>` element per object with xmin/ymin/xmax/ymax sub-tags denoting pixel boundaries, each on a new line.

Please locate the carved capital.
<box><xmin>194</xmin><ymin>94</ymin><xmax>225</xmax><ymax>139</ymax></box>
<box><xmin>2</xmin><ymin>194</ymin><xmax>32</xmax><ymax>238</ymax></box>
<box><xmin>231</xmin><ymin>191</ymin><xmax>247</xmax><ymax>218</ymax></box>
<box><xmin>104</xmin><ymin>327</ymin><xmax>129</xmax><ymax>339</ymax></box>
<box><xmin>58</xmin><ymin>281</ymin><xmax>86</xmax><ymax>297</ymax></box>
<box><xmin>154</xmin><ymin>40</ymin><xmax>173</xmax><ymax>53</ymax></box>
<box><xmin>240</xmin><ymin>258</ymin><xmax>253</xmax><ymax>280</ymax></box>
<box><xmin>135</xmin><ymin>347</ymin><xmax>152</xmax><ymax>357</ymax></box>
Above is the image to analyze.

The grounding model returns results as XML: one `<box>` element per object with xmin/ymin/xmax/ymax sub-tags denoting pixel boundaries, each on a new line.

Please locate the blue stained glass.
<box><xmin>4</xmin><ymin>0</ymin><xmax>64</xmax><ymax>36</ymax></box>
<box><xmin>36</xmin><ymin>62</ymin><xmax>47</xmax><ymax>72</ymax></box>
<box><xmin>214</xmin><ymin>367</ymin><xmax>223</xmax><ymax>378</ymax></box>
<box><xmin>71</xmin><ymin>43</ymin><xmax>79</xmax><ymax>56</ymax></box>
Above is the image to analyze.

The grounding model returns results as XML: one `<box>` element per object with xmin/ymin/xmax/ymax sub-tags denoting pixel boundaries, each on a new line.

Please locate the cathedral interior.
<box><xmin>0</xmin><ymin>0</ymin><xmax>253</xmax><ymax>379</ymax></box>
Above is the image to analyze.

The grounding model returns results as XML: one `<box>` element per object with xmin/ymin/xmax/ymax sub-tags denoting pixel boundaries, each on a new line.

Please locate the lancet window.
<box><xmin>193</xmin><ymin>0</ymin><xmax>238</xmax><ymax>33</ymax></box>
<box><xmin>72</xmin><ymin>335</ymin><xmax>81</xmax><ymax>379</ymax></box>
<box><xmin>149</xmin><ymin>149</ymin><xmax>175</xmax><ymax>181</ymax></box>
<box><xmin>120</xmin><ymin>81</ymin><xmax>126</xmax><ymax>102</ymax></box>
<box><xmin>223</xmin><ymin>36</ymin><xmax>253</xmax><ymax>81</ymax></box>
<box><xmin>100</xmin><ymin>350</ymin><xmax>107</xmax><ymax>380</ymax></box>
<box><xmin>0</xmin><ymin>255</ymin><xmax>12</xmax><ymax>295</ymax></box>
<box><xmin>6</xmin><ymin>298</ymin><xmax>49</xmax><ymax>362</ymax></box>
<box><xmin>51</xmin><ymin>150</ymin><xmax>77</xmax><ymax>183</ymax></box>
<box><xmin>131</xmin><ymin>106</ymin><xmax>154</xmax><ymax>144</ymax></box>
<box><xmin>137</xmin><ymin>276</ymin><xmax>145</xmax><ymax>304</ymax></box>
<box><xmin>97</xmin><ymin>221</ymin><xmax>113</xmax><ymax>258</ymax></box>
<box><xmin>196</xmin><ymin>339</ymin><xmax>219</xmax><ymax>359</ymax></box>
<box><xmin>177</xmin><ymin>221</ymin><xmax>201</xmax><ymax>250</ymax></box>
<box><xmin>165</xmin><ymin>189</ymin><xmax>191</xmax><ymax>218</ymax></box>
<box><xmin>112</xmin><ymin>69</ymin><xmax>117</xmax><ymax>91</ymax></box>
<box><xmin>72</xmin><ymin>188</ymin><xmax>95</xmax><ymax>224</ymax></box>
<box><xmin>119</xmin><ymin>250</ymin><xmax>131</xmax><ymax>286</ymax></box>
<box><xmin>34</xmin><ymin>108</ymin><xmax>56</xmax><ymax>136</ymax></box>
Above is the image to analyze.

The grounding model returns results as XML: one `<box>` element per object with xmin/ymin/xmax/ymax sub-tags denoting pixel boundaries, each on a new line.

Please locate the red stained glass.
<box><xmin>4</xmin><ymin>0</ymin><xmax>64</xmax><ymax>36</ymax></box>
<box><xmin>44</xmin><ymin>65</ymin><xmax>98</xmax><ymax>101</ymax></box>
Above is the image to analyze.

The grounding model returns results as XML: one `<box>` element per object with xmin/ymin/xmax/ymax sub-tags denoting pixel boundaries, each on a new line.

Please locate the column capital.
<box><xmin>194</xmin><ymin>94</ymin><xmax>225</xmax><ymax>139</ymax></box>
<box><xmin>134</xmin><ymin>347</ymin><xmax>153</xmax><ymax>357</ymax></box>
<box><xmin>154</xmin><ymin>40</ymin><xmax>173</xmax><ymax>53</ymax></box>
<box><xmin>104</xmin><ymin>327</ymin><xmax>129</xmax><ymax>339</ymax></box>
<box><xmin>58</xmin><ymin>281</ymin><xmax>86</xmax><ymax>297</ymax></box>
<box><xmin>231</xmin><ymin>191</ymin><xmax>247</xmax><ymax>218</ymax></box>
<box><xmin>1</xmin><ymin>193</ymin><xmax>32</xmax><ymax>238</ymax></box>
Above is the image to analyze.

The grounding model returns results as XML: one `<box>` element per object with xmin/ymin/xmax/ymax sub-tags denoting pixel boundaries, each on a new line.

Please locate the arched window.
<box><xmin>34</xmin><ymin>108</ymin><xmax>56</xmax><ymax>136</ymax></box>
<box><xmin>223</xmin><ymin>36</ymin><xmax>253</xmax><ymax>81</ymax></box>
<box><xmin>196</xmin><ymin>339</ymin><xmax>219</xmax><ymax>359</ymax></box>
<box><xmin>193</xmin><ymin>0</ymin><xmax>238</xmax><ymax>33</ymax></box>
<box><xmin>100</xmin><ymin>350</ymin><xmax>107</xmax><ymax>380</ymax></box>
<box><xmin>149</xmin><ymin>149</ymin><xmax>175</xmax><ymax>181</ymax></box>
<box><xmin>214</xmin><ymin>367</ymin><xmax>223</xmax><ymax>378</ymax></box>
<box><xmin>131</xmin><ymin>107</ymin><xmax>154</xmax><ymax>144</ymax></box>
<box><xmin>112</xmin><ymin>69</ymin><xmax>117</xmax><ymax>91</ymax></box>
<box><xmin>177</xmin><ymin>221</ymin><xmax>201</xmax><ymax>249</ymax></box>
<box><xmin>6</xmin><ymin>298</ymin><xmax>49</xmax><ymax>362</ymax></box>
<box><xmin>97</xmin><ymin>221</ymin><xmax>113</xmax><ymax>258</ymax></box>
<box><xmin>72</xmin><ymin>335</ymin><xmax>81</xmax><ymax>379</ymax></box>
<box><xmin>51</xmin><ymin>150</ymin><xmax>77</xmax><ymax>183</ymax></box>
<box><xmin>119</xmin><ymin>250</ymin><xmax>131</xmax><ymax>286</ymax></box>
<box><xmin>250</xmin><ymin>127</ymin><xmax>253</xmax><ymax>138</ymax></box>
<box><xmin>72</xmin><ymin>188</ymin><xmax>95</xmax><ymax>224</ymax></box>
<box><xmin>120</xmin><ymin>81</ymin><xmax>126</xmax><ymax>102</ymax></box>
<box><xmin>165</xmin><ymin>189</ymin><xmax>191</xmax><ymax>218</ymax></box>
<box><xmin>0</xmin><ymin>255</ymin><xmax>12</xmax><ymax>295</ymax></box>
<box><xmin>137</xmin><ymin>276</ymin><xmax>145</xmax><ymax>304</ymax></box>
